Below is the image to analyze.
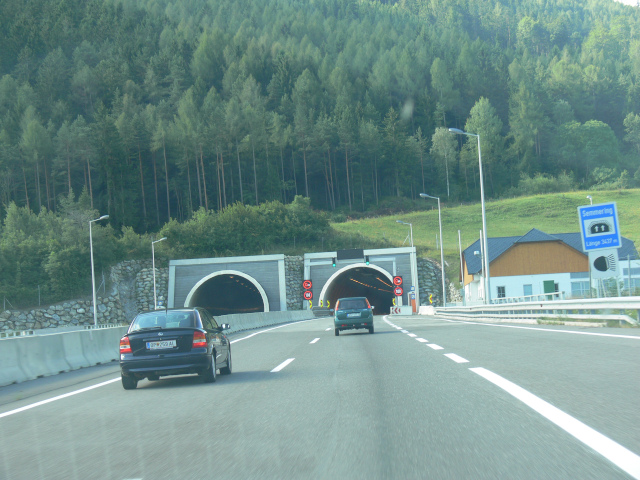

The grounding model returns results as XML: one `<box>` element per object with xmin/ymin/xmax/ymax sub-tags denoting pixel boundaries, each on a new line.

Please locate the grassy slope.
<box><xmin>331</xmin><ymin>189</ymin><xmax>640</xmax><ymax>283</ymax></box>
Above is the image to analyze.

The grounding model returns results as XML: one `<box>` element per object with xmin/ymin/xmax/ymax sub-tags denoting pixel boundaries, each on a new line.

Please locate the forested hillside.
<box><xmin>1</xmin><ymin>0</ymin><xmax>640</xmax><ymax>234</ymax></box>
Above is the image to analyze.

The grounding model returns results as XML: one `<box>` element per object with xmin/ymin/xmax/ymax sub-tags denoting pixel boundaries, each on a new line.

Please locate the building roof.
<box><xmin>463</xmin><ymin>228</ymin><xmax>639</xmax><ymax>275</ymax></box>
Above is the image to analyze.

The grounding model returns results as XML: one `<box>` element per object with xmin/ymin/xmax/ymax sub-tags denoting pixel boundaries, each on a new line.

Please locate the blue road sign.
<box><xmin>577</xmin><ymin>202</ymin><xmax>621</xmax><ymax>252</ymax></box>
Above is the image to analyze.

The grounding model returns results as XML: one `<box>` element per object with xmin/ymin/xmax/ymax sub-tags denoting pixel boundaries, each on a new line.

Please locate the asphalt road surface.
<box><xmin>1</xmin><ymin>316</ymin><xmax>639</xmax><ymax>480</ymax></box>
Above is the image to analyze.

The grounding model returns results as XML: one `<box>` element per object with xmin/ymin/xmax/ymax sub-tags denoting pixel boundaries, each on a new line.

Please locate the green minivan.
<box><xmin>334</xmin><ymin>297</ymin><xmax>374</xmax><ymax>336</ymax></box>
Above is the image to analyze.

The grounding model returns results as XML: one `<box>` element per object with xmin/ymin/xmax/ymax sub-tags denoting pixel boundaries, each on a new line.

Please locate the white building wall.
<box><xmin>490</xmin><ymin>273</ymin><xmax>573</xmax><ymax>300</ymax></box>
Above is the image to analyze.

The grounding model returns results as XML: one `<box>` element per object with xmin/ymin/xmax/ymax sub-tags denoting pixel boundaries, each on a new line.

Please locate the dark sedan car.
<box><xmin>334</xmin><ymin>297</ymin><xmax>374</xmax><ymax>335</ymax></box>
<box><xmin>119</xmin><ymin>307</ymin><xmax>232</xmax><ymax>390</ymax></box>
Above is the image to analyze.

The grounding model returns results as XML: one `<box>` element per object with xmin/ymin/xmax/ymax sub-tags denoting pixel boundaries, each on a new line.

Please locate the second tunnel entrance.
<box><xmin>321</xmin><ymin>266</ymin><xmax>395</xmax><ymax>315</ymax></box>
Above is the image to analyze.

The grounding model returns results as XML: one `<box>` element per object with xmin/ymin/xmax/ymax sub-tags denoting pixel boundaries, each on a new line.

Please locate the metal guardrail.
<box><xmin>493</xmin><ymin>292</ymin><xmax>565</xmax><ymax>304</ymax></box>
<box><xmin>436</xmin><ymin>296</ymin><xmax>640</xmax><ymax>326</ymax></box>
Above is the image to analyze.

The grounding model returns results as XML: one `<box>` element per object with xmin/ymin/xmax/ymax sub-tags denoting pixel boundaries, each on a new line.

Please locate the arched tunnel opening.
<box><xmin>188</xmin><ymin>274</ymin><xmax>265</xmax><ymax>316</ymax></box>
<box><xmin>323</xmin><ymin>267</ymin><xmax>395</xmax><ymax>315</ymax></box>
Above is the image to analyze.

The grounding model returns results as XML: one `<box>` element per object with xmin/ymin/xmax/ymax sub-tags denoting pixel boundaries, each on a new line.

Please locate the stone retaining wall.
<box><xmin>417</xmin><ymin>258</ymin><xmax>445</xmax><ymax>306</ymax></box>
<box><xmin>285</xmin><ymin>255</ymin><xmax>304</xmax><ymax>311</ymax></box>
<box><xmin>0</xmin><ymin>296</ymin><xmax>125</xmax><ymax>331</ymax></box>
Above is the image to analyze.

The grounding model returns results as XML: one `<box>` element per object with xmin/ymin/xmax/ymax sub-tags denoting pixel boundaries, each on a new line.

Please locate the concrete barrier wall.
<box><xmin>0</xmin><ymin>327</ymin><xmax>128</xmax><ymax>387</ymax></box>
<box><xmin>219</xmin><ymin>310</ymin><xmax>315</xmax><ymax>334</ymax></box>
<box><xmin>0</xmin><ymin>312</ymin><xmax>315</xmax><ymax>387</ymax></box>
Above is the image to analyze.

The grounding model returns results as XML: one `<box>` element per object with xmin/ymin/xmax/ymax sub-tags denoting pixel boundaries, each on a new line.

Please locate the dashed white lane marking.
<box><xmin>395</xmin><ymin>327</ymin><xmax>403</xmax><ymax>330</ymax></box>
<box><xmin>427</xmin><ymin>344</ymin><xmax>444</xmax><ymax>350</ymax></box>
<box><xmin>0</xmin><ymin>378</ymin><xmax>120</xmax><ymax>419</ymax></box>
<box><xmin>310</xmin><ymin>338</ymin><xmax>320</xmax><ymax>344</ymax></box>
<box><xmin>471</xmin><ymin>367</ymin><xmax>640</xmax><ymax>479</ymax></box>
<box><xmin>325</xmin><ymin>327</ymin><xmax>331</xmax><ymax>331</ymax></box>
<box><xmin>444</xmin><ymin>353</ymin><xmax>469</xmax><ymax>363</ymax></box>
<box><xmin>416</xmin><ymin>338</ymin><xmax>428</xmax><ymax>343</ymax></box>
<box><xmin>271</xmin><ymin>358</ymin><xmax>295</xmax><ymax>372</ymax></box>
<box><xmin>401</xmin><ymin>330</ymin><xmax>409</xmax><ymax>333</ymax></box>
<box><xmin>407</xmin><ymin>333</ymin><xmax>417</xmax><ymax>337</ymax></box>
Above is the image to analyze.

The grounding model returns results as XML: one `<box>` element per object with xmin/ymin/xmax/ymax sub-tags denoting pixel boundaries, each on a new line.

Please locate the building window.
<box><xmin>523</xmin><ymin>284</ymin><xmax>532</xmax><ymax>297</ymax></box>
<box><xmin>497</xmin><ymin>286</ymin><xmax>506</xmax><ymax>298</ymax></box>
<box><xmin>571</xmin><ymin>281</ymin><xmax>590</xmax><ymax>298</ymax></box>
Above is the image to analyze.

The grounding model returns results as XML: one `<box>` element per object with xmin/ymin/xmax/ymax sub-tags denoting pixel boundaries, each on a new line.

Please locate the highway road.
<box><xmin>1</xmin><ymin>316</ymin><xmax>639</xmax><ymax>479</ymax></box>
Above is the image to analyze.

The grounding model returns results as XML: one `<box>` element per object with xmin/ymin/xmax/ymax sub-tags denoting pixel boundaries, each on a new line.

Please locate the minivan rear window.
<box><xmin>338</xmin><ymin>299</ymin><xmax>368</xmax><ymax>310</ymax></box>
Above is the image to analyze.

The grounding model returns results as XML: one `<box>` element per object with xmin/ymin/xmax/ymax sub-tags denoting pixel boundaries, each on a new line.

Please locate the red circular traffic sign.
<box><xmin>394</xmin><ymin>286</ymin><xmax>403</xmax><ymax>296</ymax></box>
<box><xmin>393</xmin><ymin>276</ymin><xmax>403</xmax><ymax>286</ymax></box>
<box><xmin>303</xmin><ymin>280</ymin><xmax>312</xmax><ymax>290</ymax></box>
<box><xmin>303</xmin><ymin>290</ymin><xmax>313</xmax><ymax>300</ymax></box>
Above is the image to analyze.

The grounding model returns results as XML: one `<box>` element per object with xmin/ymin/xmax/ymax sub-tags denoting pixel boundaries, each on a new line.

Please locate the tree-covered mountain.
<box><xmin>1</xmin><ymin>0</ymin><xmax>640</xmax><ymax>233</ymax></box>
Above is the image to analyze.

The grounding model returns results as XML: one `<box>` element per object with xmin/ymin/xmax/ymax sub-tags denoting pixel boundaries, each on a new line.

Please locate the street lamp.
<box><xmin>587</xmin><ymin>195</ymin><xmax>593</xmax><ymax>205</ymax></box>
<box><xmin>449</xmin><ymin>128</ymin><xmax>491</xmax><ymax>304</ymax></box>
<box><xmin>152</xmin><ymin>237</ymin><xmax>167</xmax><ymax>309</ymax></box>
<box><xmin>90</xmin><ymin>214</ymin><xmax>109</xmax><ymax>326</ymax></box>
<box><xmin>395</xmin><ymin>220</ymin><xmax>413</xmax><ymax>248</ymax></box>
<box><xmin>420</xmin><ymin>193</ymin><xmax>446</xmax><ymax>307</ymax></box>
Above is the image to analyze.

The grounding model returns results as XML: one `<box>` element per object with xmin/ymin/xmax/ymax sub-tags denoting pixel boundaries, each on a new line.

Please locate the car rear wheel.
<box><xmin>368</xmin><ymin>326</ymin><xmax>374</xmax><ymax>334</ymax></box>
<box><xmin>334</xmin><ymin>328</ymin><xmax>339</xmax><ymax>336</ymax></box>
<box><xmin>121</xmin><ymin>374</ymin><xmax>137</xmax><ymax>390</ymax></box>
<box><xmin>220</xmin><ymin>349</ymin><xmax>232</xmax><ymax>375</ymax></box>
<box><xmin>201</xmin><ymin>354</ymin><xmax>217</xmax><ymax>383</ymax></box>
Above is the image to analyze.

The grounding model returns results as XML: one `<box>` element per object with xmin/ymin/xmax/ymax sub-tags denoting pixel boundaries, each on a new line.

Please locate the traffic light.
<box><xmin>365</xmin><ymin>255</ymin><xmax>370</xmax><ymax>265</ymax></box>
<box><xmin>332</xmin><ymin>257</ymin><xmax>336</xmax><ymax>267</ymax></box>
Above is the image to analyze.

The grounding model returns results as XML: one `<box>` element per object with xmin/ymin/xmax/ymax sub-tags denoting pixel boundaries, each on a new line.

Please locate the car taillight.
<box><xmin>120</xmin><ymin>336</ymin><xmax>132</xmax><ymax>354</ymax></box>
<box><xmin>192</xmin><ymin>331</ymin><xmax>207</xmax><ymax>348</ymax></box>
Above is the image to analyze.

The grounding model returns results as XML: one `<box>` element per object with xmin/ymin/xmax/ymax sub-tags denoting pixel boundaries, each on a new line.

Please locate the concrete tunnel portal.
<box><xmin>185</xmin><ymin>271</ymin><xmax>268</xmax><ymax>317</ymax></box>
<box><xmin>321</xmin><ymin>266</ymin><xmax>395</xmax><ymax>315</ymax></box>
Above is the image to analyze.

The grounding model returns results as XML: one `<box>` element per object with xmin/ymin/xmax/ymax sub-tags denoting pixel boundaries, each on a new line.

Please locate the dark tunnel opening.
<box><xmin>188</xmin><ymin>274</ymin><xmax>265</xmax><ymax>316</ymax></box>
<box><xmin>324</xmin><ymin>267</ymin><xmax>395</xmax><ymax>315</ymax></box>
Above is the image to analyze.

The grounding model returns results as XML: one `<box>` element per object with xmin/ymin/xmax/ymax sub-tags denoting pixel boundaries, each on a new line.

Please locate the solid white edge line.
<box><xmin>310</xmin><ymin>338</ymin><xmax>320</xmax><ymax>344</ymax></box>
<box><xmin>470</xmin><ymin>367</ymin><xmax>640</xmax><ymax>479</ymax></box>
<box><xmin>271</xmin><ymin>358</ymin><xmax>295</xmax><ymax>372</ymax></box>
<box><xmin>443</xmin><ymin>319</ymin><xmax>640</xmax><ymax>340</ymax></box>
<box><xmin>427</xmin><ymin>344</ymin><xmax>444</xmax><ymax>350</ymax></box>
<box><xmin>231</xmin><ymin>319</ymin><xmax>315</xmax><ymax>344</ymax></box>
<box><xmin>0</xmin><ymin>377</ymin><xmax>120</xmax><ymax>419</ymax></box>
<box><xmin>444</xmin><ymin>353</ymin><xmax>469</xmax><ymax>363</ymax></box>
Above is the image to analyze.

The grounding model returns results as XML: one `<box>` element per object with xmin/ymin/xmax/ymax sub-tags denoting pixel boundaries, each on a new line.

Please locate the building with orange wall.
<box><xmin>461</xmin><ymin>228</ymin><xmax>639</xmax><ymax>304</ymax></box>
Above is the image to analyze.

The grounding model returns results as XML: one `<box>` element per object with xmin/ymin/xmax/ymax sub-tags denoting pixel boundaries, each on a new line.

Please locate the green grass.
<box><xmin>331</xmin><ymin>189</ymin><xmax>640</xmax><ymax>283</ymax></box>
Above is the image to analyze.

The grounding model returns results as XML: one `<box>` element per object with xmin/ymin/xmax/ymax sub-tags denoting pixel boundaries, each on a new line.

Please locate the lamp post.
<box><xmin>587</xmin><ymin>195</ymin><xmax>593</xmax><ymax>205</ymax></box>
<box><xmin>395</xmin><ymin>220</ymin><xmax>413</xmax><ymax>248</ymax></box>
<box><xmin>90</xmin><ymin>214</ymin><xmax>109</xmax><ymax>326</ymax></box>
<box><xmin>449</xmin><ymin>128</ymin><xmax>491</xmax><ymax>304</ymax></box>
<box><xmin>420</xmin><ymin>193</ymin><xmax>446</xmax><ymax>307</ymax></box>
<box><xmin>152</xmin><ymin>237</ymin><xmax>167</xmax><ymax>309</ymax></box>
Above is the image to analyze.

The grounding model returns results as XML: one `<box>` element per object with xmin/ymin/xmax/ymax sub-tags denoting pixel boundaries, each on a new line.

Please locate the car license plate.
<box><xmin>347</xmin><ymin>313</ymin><xmax>360</xmax><ymax>318</ymax></box>
<box><xmin>147</xmin><ymin>340</ymin><xmax>176</xmax><ymax>350</ymax></box>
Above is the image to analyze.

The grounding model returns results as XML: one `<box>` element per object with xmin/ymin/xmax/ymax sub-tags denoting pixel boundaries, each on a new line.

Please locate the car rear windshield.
<box><xmin>130</xmin><ymin>311</ymin><xmax>196</xmax><ymax>332</ymax></box>
<box><xmin>338</xmin><ymin>299</ymin><xmax>368</xmax><ymax>310</ymax></box>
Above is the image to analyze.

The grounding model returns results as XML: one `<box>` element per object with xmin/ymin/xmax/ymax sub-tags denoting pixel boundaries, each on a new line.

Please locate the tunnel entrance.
<box><xmin>185</xmin><ymin>271</ymin><xmax>268</xmax><ymax>316</ymax></box>
<box><xmin>321</xmin><ymin>265</ymin><xmax>395</xmax><ymax>315</ymax></box>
